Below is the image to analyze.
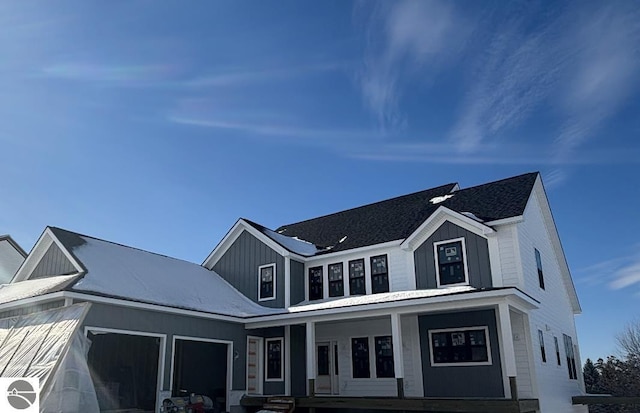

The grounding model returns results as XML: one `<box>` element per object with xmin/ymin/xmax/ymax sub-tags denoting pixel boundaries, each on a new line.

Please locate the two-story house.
<box><xmin>0</xmin><ymin>172</ymin><xmax>586</xmax><ymax>413</ymax></box>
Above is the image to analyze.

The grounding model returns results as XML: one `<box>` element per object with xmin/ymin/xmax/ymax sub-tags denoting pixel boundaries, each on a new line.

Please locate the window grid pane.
<box><xmin>437</xmin><ymin>241</ymin><xmax>466</xmax><ymax>285</ymax></box>
<box><xmin>328</xmin><ymin>263</ymin><xmax>344</xmax><ymax>297</ymax></box>
<box><xmin>371</xmin><ymin>255</ymin><xmax>389</xmax><ymax>294</ymax></box>
<box><xmin>349</xmin><ymin>259</ymin><xmax>366</xmax><ymax>295</ymax></box>
<box><xmin>351</xmin><ymin>337</ymin><xmax>370</xmax><ymax>378</ymax></box>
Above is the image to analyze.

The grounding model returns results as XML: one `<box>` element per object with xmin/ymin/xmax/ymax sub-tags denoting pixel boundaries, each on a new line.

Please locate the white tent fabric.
<box><xmin>0</xmin><ymin>303</ymin><xmax>97</xmax><ymax>412</ymax></box>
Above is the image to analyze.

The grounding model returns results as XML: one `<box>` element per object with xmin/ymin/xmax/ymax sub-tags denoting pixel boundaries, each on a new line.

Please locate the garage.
<box><xmin>86</xmin><ymin>329</ymin><xmax>164</xmax><ymax>412</ymax></box>
<box><xmin>171</xmin><ymin>336</ymin><xmax>231</xmax><ymax>411</ymax></box>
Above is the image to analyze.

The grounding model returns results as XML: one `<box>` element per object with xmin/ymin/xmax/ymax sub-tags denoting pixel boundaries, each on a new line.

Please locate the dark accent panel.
<box><xmin>290</xmin><ymin>325</ymin><xmax>307</xmax><ymax>396</ymax></box>
<box><xmin>173</xmin><ymin>340</ymin><xmax>227</xmax><ymax>400</ymax></box>
<box><xmin>290</xmin><ymin>260</ymin><xmax>305</xmax><ymax>306</ymax></box>
<box><xmin>83</xmin><ymin>303</ymin><xmax>247</xmax><ymax>391</ymax></box>
<box><xmin>213</xmin><ymin>231</ymin><xmax>285</xmax><ymax>308</ymax></box>
<box><xmin>31</xmin><ymin>243</ymin><xmax>77</xmax><ymax>278</ymax></box>
<box><xmin>418</xmin><ymin>309</ymin><xmax>503</xmax><ymax>397</ymax></box>
<box><xmin>414</xmin><ymin>221</ymin><xmax>492</xmax><ymax>289</ymax></box>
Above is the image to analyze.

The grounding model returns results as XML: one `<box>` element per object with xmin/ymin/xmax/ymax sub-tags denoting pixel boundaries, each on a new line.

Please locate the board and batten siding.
<box><xmin>251</xmin><ymin>327</ymin><xmax>285</xmax><ymax>395</ymax></box>
<box><xmin>290</xmin><ymin>325</ymin><xmax>307</xmax><ymax>396</ymax></box>
<box><xmin>414</xmin><ymin>221</ymin><xmax>492</xmax><ymax>289</ymax></box>
<box><xmin>212</xmin><ymin>230</ymin><xmax>285</xmax><ymax>308</ymax></box>
<box><xmin>31</xmin><ymin>242</ymin><xmax>76</xmax><ymax>279</ymax></box>
<box><xmin>418</xmin><ymin>309</ymin><xmax>504</xmax><ymax>397</ymax></box>
<box><xmin>290</xmin><ymin>260</ymin><xmax>305</xmax><ymax>306</ymax></box>
<box><xmin>516</xmin><ymin>188</ymin><xmax>587</xmax><ymax>412</ymax></box>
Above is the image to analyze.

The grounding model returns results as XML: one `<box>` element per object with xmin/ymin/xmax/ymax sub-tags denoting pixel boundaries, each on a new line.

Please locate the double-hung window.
<box><xmin>265</xmin><ymin>338</ymin><xmax>283</xmax><ymax>381</ymax></box>
<box><xmin>535</xmin><ymin>248</ymin><xmax>545</xmax><ymax>289</ymax></box>
<box><xmin>328</xmin><ymin>263</ymin><xmax>344</xmax><ymax>297</ymax></box>
<box><xmin>258</xmin><ymin>264</ymin><xmax>276</xmax><ymax>301</ymax></box>
<box><xmin>308</xmin><ymin>266</ymin><xmax>323</xmax><ymax>301</ymax></box>
<box><xmin>374</xmin><ymin>336</ymin><xmax>394</xmax><ymax>378</ymax></box>
<box><xmin>563</xmin><ymin>334</ymin><xmax>577</xmax><ymax>379</ymax></box>
<box><xmin>435</xmin><ymin>239</ymin><xmax>468</xmax><ymax>287</ymax></box>
<box><xmin>370</xmin><ymin>255</ymin><xmax>389</xmax><ymax>293</ymax></box>
<box><xmin>554</xmin><ymin>336</ymin><xmax>561</xmax><ymax>366</ymax></box>
<box><xmin>538</xmin><ymin>330</ymin><xmax>547</xmax><ymax>363</ymax></box>
<box><xmin>349</xmin><ymin>259</ymin><xmax>366</xmax><ymax>295</ymax></box>
<box><xmin>351</xmin><ymin>337</ymin><xmax>370</xmax><ymax>378</ymax></box>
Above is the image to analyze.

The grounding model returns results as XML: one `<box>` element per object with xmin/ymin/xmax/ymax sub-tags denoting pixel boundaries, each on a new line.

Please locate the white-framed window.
<box><xmin>328</xmin><ymin>263</ymin><xmax>344</xmax><ymax>297</ymax></box>
<box><xmin>428</xmin><ymin>326</ymin><xmax>492</xmax><ymax>367</ymax></box>
<box><xmin>434</xmin><ymin>238</ymin><xmax>469</xmax><ymax>287</ymax></box>
<box><xmin>348</xmin><ymin>259</ymin><xmax>366</xmax><ymax>295</ymax></box>
<box><xmin>538</xmin><ymin>329</ymin><xmax>547</xmax><ymax>363</ymax></box>
<box><xmin>535</xmin><ymin>248</ymin><xmax>545</xmax><ymax>289</ymax></box>
<box><xmin>258</xmin><ymin>263</ymin><xmax>276</xmax><ymax>301</ymax></box>
<box><xmin>563</xmin><ymin>334</ymin><xmax>578</xmax><ymax>380</ymax></box>
<box><xmin>370</xmin><ymin>255</ymin><xmax>389</xmax><ymax>294</ymax></box>
<box><xmin>265</xmin><ymin>337</ymin><xmax>284</xmax><ymax>381</ymax></box>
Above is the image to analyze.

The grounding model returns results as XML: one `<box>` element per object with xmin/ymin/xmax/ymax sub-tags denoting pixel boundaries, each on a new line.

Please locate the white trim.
<box><xmin>258</xmin><ymin>263</ymin><xmax>277</xmax><ymax>302</ymax></box>
<box><xmin>284</xmin><ymin>325</ymin><xmax>291</xmax><ymax>395</ymax></box>
<box><xmin>84</xmin><ymin>326</ymin><xmax>166</xmax><ymax>413</ymax></box>
<box><xmin>401</xmin><ymin>207</ymin><xmax>494</xmax><ymax>252</ymax></box>
<box><xmin>487</xmin><ymin>233</ymin><xmax>504</xmax><ymax>288</ymax></box>
<box><xmin>427</xmin><ymin>326</ymin><xmax>493</xmax><ymax>367</ymax></box>
<box><xmin>63</xmin><ymin>291</ymin><xmax>244</xmax><ymax>323</ymax></box>
<box><xmin>390</xmin><ymin>313</ymin><xmax>404</xmax><ymax>379</ymax></box>
<box><xmin>485</xmin><ymin>216</ymin><xmax>524</xmax><ymax>226</ymax></box>
<box><xmin>284</xmin><ymin>257</ymin><xmax>291</xmax><ymax>308</ymax></box>
<box><xmin>306</xmin><ymin>322</ymin><xmax>316</xmax><ymax>381</ymax></box>
<box><xmin>246</xmin><ymin>336</ymin><xmax>264</xmax><ymax>395</ymax></box>
<box><xmin>496</xmin><ymin>303</ymin><xmax>517</xmax><ymax>398</ymax></box>
<box><xmin>264</xmin><ymin>337</ymin><xmax>284</xmax><ymax>382</ymax></box>
<box><xmin>305</xmin><ymin>240</ymin><xmax>403</xmax><ymax>262</ymax></box>
<box><xmin>170</xmin><ymin>335</ymin><xmax>233</xmax><ymax>412</ymax></box>
<box><xmin>0</xmin><ymin>292</ymin><xmax>67</xmax><ymax>311</ymax></box>
<box><xmin>434</xmin><ymin>237</ymin><xmax>470</xmax><ymax>288</ymax></box>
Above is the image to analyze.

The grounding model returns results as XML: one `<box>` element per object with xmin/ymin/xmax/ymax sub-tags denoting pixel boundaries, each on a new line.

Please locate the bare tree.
<box><xmin>617</xmin><ymin>318</ymin><xmax>640</xmax><ymax>359</ymax></box>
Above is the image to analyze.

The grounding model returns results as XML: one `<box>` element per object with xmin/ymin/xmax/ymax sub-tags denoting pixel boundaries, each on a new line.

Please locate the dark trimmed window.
<box><xmin>259</xmin><ymin>264</ymin><xmax>275</xmax><ymax>300</ymax></box>
<box><xmin>266</xmin><ymin>338</ymin><xmax>283</xmax><ymax>380</ymax></box>
<box><xmin>370</xmin><ymin>255</ymin><xmax>389</xmax><ymax>294</ymax></box>
<box><xmin>535</xmin><ymin>248</ymin><xmax>545</xmax><ymax>289</ymax></box>
<box><xmin>328</xmin><ymin>263</ymin><xmax>344</xmax><ymax>297</ymax></box>
<box><xmin>430</xmin><ymin>328</ymin><xmax>490</xmax><ymax>365</ymax></box>
<box><xmin>436</xmin><ymin>240</ymin><xmax>466</xmax><ymax>286</ymax></box>
<box><xmin>374</xmin><ymin>336</ymin><xmax>394</xmax><ymax>378</ymax></box>
<box><xmin>538</xmin><ymin>330</ymin><xmax>546</xmax><ymax>363</ymax></box>
<box><xmin>309</xmin><ymin>266</ymin><xmax>323</xmax><ymax>301</ymax></box>
<box><xmin>563</xmin><ymin>334</ymin><xmax>577</xmax><ymax>379</ymax></box>
<box><xmin>349</xmin><ymin>259</ymin><xmax>366</xmax><ymax>295</ymax></box>
<box><xmin>351</xmin><ymin>337</ymin><xmax>370</xmax><ymax>378</ymax></box>
<box><xmin>554</xmin><ymin>336</ymin><xmax>561</xmax><ymax>366</ymax></box>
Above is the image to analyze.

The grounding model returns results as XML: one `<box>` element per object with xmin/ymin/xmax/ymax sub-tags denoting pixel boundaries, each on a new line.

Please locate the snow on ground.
<box><xmin>0</xmin><ymin>274</ymin><xmax>78</xmax><ymax>305</ymax></box>
<box><xmin>70</xmin><ymin>236</ymin><xmax>282</xmax><ymax>317</ymax></box>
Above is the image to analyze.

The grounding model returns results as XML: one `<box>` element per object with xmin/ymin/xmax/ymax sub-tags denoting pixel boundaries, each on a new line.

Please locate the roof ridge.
<box><xmin>48</xmin><ymin>226</ymin><xmax>204</xmax><ymax>267</ymax></box>
<box><xmin>276</xmin><ymin>182</ymin><xmax>457</xmax><ymax>230</ymax></box>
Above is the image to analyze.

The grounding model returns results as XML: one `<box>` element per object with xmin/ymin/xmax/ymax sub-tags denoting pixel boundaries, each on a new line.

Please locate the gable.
<box><xmin>0</xmin><ymin>237</ymin><xmax>26</xmax><ymax>284</ymax></box>
<box><xmin>31</xmin><ymin>242</ymin><xmax>77</xmax><ymax>279</ymax></box>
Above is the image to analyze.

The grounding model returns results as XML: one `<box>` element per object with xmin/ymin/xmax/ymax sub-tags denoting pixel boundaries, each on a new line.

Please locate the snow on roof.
<box><xmin>261</xmin><ymin>227</ymin><xmax>322</xmax><ymax>257</ymax></box>
<box><xmin>0</xmin><ymin>274</ymin><xmax>78</xmax><ymax>305</ymax></box>
<box><xmin>69</xmin><ymin>235</ymin><xmax>281</xmax><ymax>317</ymax></box>
<box><xmin>429</xmin><ymin>194</ymin><xmax>454</xmax><ymax>204</ymax></box>
<box><xmin>288</xmin><ymin>285</ymin><xmax>476</xmax><ymax>313</ymax></box>
<box><xmin>460</xmin><ymin>211</ymin><xmax>485</xmax><ymax>222</ymax></box>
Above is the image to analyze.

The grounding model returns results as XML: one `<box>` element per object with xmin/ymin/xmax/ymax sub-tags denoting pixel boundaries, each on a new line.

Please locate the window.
<box><xmin>535</xmin><ymin>248</ymin><xmax>545</xmax><ymax>289</ymax></box>
<box><xmin>429</xmin><ymin>327</ymin><xmax>491</xmax><ymax>366</ymax></box>
<box><xmin>554</xmin><ymin>336</ymin><xmax>561</xmax><ymax>366</ymax></box>
<box><xmin>258</xmin><ymin>264</ymin><xmax>276</xmax><ymax>301</ymax></box>
<box><xmin>349</xmin><ymin>259</ymin><xmax>366</xmax><ymax>295</ymax></box>
<box><xmin>374</xmin><ymin>336</ymin><xmax>394</xmax><ymax>378</ymax></box>
<box><xmin>308</xmin><ymin>266</ymin><xmax>323</xmax><ymax>301</ymax></box>
<box><xmin>370</xmin><ymin>255</ymin><xmax>389</xmax><ymax>294</ymax></box>
<box><xmin>265</xmin><ymin>338</ymin><xmax>283</xmax><ymax>381</ymax></box>
<box><xmin>434</xmin><ymin>239</ymin><xmax>468</xmax><ymax>287</ymax></box>
<box><xmin>563</xmin><ymin>334</ymin><xmax>577</xmax><ymax>379</ymax></box>
<box><xmin>328</xmin><ymin>263</ymin><xmax>344</xmax><ymax>297</ymax></box>
<box><xmin>351</xmin><ymin>337</ymin><xmax>370</xmax><ymax>378</ymax></box>
<box><xmin>538</xmin><ymin>330</ymin><xmax>546</xmax><ymax>363</ymax></box>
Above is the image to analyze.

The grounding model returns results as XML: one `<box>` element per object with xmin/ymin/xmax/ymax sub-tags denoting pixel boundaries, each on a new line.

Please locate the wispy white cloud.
<box><xmin>576</xmin><ymin>245</ymin><xmax>640</xmax><ymax>293</ymax></box>
<box><xmin>355</xmin><ymin>0</ymin><xmax>470</xmax><ymax>131</ymax></box>
<box><xmin>40</xmin><ymin>62</ymin><xmax>181</xmax><ymax>86</ymax></box>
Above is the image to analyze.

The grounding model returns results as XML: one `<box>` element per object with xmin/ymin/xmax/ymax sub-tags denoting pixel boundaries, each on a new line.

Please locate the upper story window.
<box><xmin>309</xmin><ymin>266</ymin><xmax>323</xmax><ymax>301</ymax></box>
<box><xmin>434</xmin><ymin>238</ymin><xmax>468</xmax><ymax>287</ymax></box>
<box><xmin>535</xmin><ymin>248</ymin><xmax>545</xmax><ymax>289</ymax></box>
<box><xmin>328</xmin><ymin>263</ymin><xmax>344</xmax><ymax>297</ymax></box>
<box><xmin>563</xmin><ymin>334</ymin><xmax>577</xmax><ymax>380</ymax></box>
<box><xmin>554</xmin><ymin>336</ymin><xmax>561</xmax><ymax>366</ymax></box>
<box><xmin>265</xmin><ymin>337</ymin><xmax>283</xmax><ymax>381</ymax></box>
<box><xmin>370</xmin><ymin>255</ymin><xmax>389</xmax><ymax>294</ymax></box>
<box><xmin>429</xmin><ymin>326</ymin><xmax>491</xmax><ymax>366</ymax></box>
<box><xmin>258</xmin><ymin>263</ymin><xmax>276</xmax><ymax>301</ymax></box>
<box><xmin>349</xmin><ymin>259</ymin><xmax>366</xmax><ymax>295</ymax></box>
<box><xmin>538</xmin><ymin>329</ymin><xmax>547</xmax><ymax>363</ymax></box>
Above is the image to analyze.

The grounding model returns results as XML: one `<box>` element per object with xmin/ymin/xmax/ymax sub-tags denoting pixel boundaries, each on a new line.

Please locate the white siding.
<box><xmin>495</xmin><ymin>224</ymin><xmax>522</xmax><ymax>288</ymax></box>
<box><xmin>401</xmin><ymin>314</ymin><xmax>423</xmax><ymax>397</ymax></box>
<box><xmin>516</xmin><ymin>188</ymin><xmax>587</xmax><ymax>412</ymax></box>
<box><xmin>510</xmin><ymin>311</ymin><xmax>534</xmax><ymax>398</ymax></box>
<box><xmin>0</xmin><ymin>240</ymin><xmax>24</xmax><ymax>284</ymax></box>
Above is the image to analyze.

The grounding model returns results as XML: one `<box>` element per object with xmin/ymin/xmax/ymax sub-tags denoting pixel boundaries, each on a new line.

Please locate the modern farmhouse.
<box><xmin>0</xmin><ymin>172</ymin><xmax>587</xmax><ymax>412</ymax></box>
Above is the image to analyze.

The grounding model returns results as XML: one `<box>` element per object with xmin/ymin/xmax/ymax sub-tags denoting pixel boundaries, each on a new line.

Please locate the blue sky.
<box><xmin>1</xmin><ymin>0</ymin><xmax>639</xmax><ymax>362</ymax></box>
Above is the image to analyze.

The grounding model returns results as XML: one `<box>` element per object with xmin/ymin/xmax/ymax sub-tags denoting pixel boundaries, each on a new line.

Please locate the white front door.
<box><xmin>315</xmin><ymin>341</ymin><xmax>339</xmax><ymax>395</ymax></box>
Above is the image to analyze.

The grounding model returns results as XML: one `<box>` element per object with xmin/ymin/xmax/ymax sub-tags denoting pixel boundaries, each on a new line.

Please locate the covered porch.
<box><xmin>244</xmin><ymin>287</ymin><xmax>540</xmax><ymax>411</ymax></box>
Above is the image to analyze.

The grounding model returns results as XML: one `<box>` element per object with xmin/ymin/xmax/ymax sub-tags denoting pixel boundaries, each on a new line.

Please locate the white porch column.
<box><xmin>496</xmin><ymin>302</ymin><xmax>518</xmax><ymax>399</ymax></box>
<box><xmin>390</xmin><ymin>313</ymin><xmax>405</xmax><ymax>398</ymax></box>
<box><xmin>285</xmin><ymin>325</ymin><xmax>291</xmax><ymax>396</ymax></box>
<box><xmin>305</xmin><ymin>321</ymin><xmax>316</xmax><ymax>396</ymax></box>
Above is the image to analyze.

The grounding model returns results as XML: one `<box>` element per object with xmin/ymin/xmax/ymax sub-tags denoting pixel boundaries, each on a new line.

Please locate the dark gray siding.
<box><xmin>31</xmin><ymin>243</ymin><xmax>76</xmax><ymax>278</ymax></box>
<box><xmin>414</xmin><ymin>221</ymin><xmax>492</xmax><ymax>289</ymax></box>
<box><xmin>418</xmin><ymin>309</ymin><xmax>503</xmax><ymax>397</ymax></box>
<box><xmin>213</xmin><ymin>231</ymin><xmax>285</xmax><ymax>308</ymax></box>
<box><xmin>82</xmin><ymin>303</ymin><xmax>247</xmax><ymax>391</ymax></box>
<box><xmin>290</xmin><ymin>260</ymin><xmax>305</xmax><ymax>306</ymax></box>
<box><xmin>290</xmin><ymin>324</ymin><xmax>307</xmax><ymax>396</ymax></box>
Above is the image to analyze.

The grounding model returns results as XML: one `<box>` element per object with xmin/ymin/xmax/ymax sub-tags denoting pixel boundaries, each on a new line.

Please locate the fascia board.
<box><xmin>12</xmin><ymin>228</ymin><xmax>53</xmax><ymax>283</ymax></box>
<box><xmin>0</xmin><ymin>291</ymin><xmax>67</xmax><ymax>311</ymax></box>
<box><xmin>401</xmin><ymin>206</ymin><xmax>495</xmax><ymax>251</ymax></box>
<box><xmin>46</xmin><ymin>227</ymin><xmax>86</xmax><ymax>275</ymax></box>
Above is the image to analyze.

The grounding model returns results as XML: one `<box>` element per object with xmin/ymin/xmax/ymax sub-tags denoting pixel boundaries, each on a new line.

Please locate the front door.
<box><xmin>315</xmin><ymin>342</ymin><xmax>339</xmax><ymax>394</ymax></box>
